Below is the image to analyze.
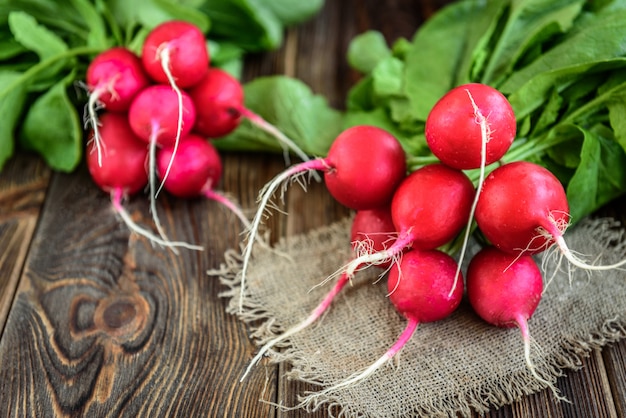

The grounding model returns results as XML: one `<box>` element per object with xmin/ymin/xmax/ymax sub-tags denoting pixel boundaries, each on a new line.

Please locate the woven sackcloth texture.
<box><xmin>215</xmin><ymin>216</ymin><xmax>626</xmax><ymax>417</ymax></box>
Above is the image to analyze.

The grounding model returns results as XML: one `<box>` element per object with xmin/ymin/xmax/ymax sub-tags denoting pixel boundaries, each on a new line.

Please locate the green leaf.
<box><xmin>256</xmin><ymin>0</ymin><xmax>324</xmax><ymax>26</ymax></box>
<box><xmin>500</xmin><ymin>13</ymin><xmax>626</xmax><ymax>118</ymax></box>
<box><xmin>0</xmin><ymin>71</ymin><xmax>27</xmax><ymax>171</ymax></box>
<box><xmin>69</xmin><ymin>0</ymin><xmax>109</xmax><ymax>48</ymax></box>
<box><xmin>108</xmin><ymin>0</ymin><xmax>210</xmax><ymax>33</ymax></box>
<box><xmin>404</xmin><ymin>0</ymin><xmax>505</xmax><ymax>121</ymax></box>
<box><xmin>347</xmin><ymin>30</ymin><xmax>392</xmax><ymax>75</ymax></box>
<box><xmin>530</xmin><ymin>87</ymin><xmax>562</xmax><ymax>136</ymax></box>
<box><xmin>200</xmin><ymin>0</ymin><xmax>283</xmax><ymax>51</ymax></box>
<box><xmin>8</xmin><ymin>12</ymin><xmax>68</xmax><ymax>59</ymax></box>
<box><xmin>481</xmin><ymin>0</ymin><xmax>585</xmax><ymax>86</ymax></box>
<box><xmin>566</xmin><ymin>124</ymin><xmax>626</xmax><ymax>221</ymax></box>
<box><xmin>346</xmin><ymin>76</ymin><xmax>376</xmax><ymax>111</ymax></box>
<box><xmin>372</xmin><ymin>56</ymin><xmax>404</xmax><ymax>99</ymax></box>
<box><xmin>19</xmin><ymin>75</ymin><xmax>83</xmax><ymax>172</ymax></box>
<box><xmin>214</xmin><ymin>76</ymin><xmax>343</xmax><ymax>157</ymax></box>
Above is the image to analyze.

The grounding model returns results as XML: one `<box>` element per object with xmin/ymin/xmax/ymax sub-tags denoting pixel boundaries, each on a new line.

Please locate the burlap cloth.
<box><xmin>214</xmin><ymin>216</ymin><xmax>626</xmax><ymax>417</ymax></box>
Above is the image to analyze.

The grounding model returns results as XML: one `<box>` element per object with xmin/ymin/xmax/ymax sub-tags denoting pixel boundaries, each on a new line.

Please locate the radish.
<box><xmin>475</xmin><ymin>161</ymin><xmax>626</xmax><ymax>271</ymax></box>
<box><xmin>466</xmin><ymin>245</ymin><xmax>563</xmax><ymax>399</ymax></box>
<box><xmin>339</xmin><ymin>163</ymin><xmax>474</xmax><ymax>283</ymax></box>
<box><xmin>141</xmin><ymin>20</ymin><xmax>209</xmax><ymax>88</ymax></box>
<box><xmin>128</xmin><ymin>85</ymin><xmax>196</xmax><ymax>147</ymax></box>
<box><xmin>425</xmin><ymin>83</ymin><xmax>517</xmax><ymax>296</ymax></box>
<box><xmin>425</xmin><ymin>83</ymin><xmax>516</xmax><ymax>171</ymax></box>
<box><xmin>240</xmin><ymin>206</ymin><xmax>398</xmax><ymax>381</ymax></box>
<box><xmin>86</xmin><ymin>113</ymin><xmax>200</xmax><ymax>250</ymax></box>
<box><xmin>85</xmin><ymin>47</ymin><xmax>150</xmax><ymax>167</ymax></box>
<box><xmin>238</xmin><ymin>125</ymin><xmax>407</xmax><ymax>311</ymax></box>
<box><xmin>155</xmin><ymin>134</ymin><xmax>251</xmax><ymax>230</ymax></box>
<box><xmin>140</xmin><ymin>20</ymin><xmax>209</xmax><ymax>201</ymax></box>
<box><xmin>187</xmin><ymin>67</ymin><xmax>314</xmax><ymax>167</ymax></box>
<box><xmin>301</xmin><ymin>247</ymin><xmax>463</xmax><ymax>399</ymax></box>
<box><xmin>128</xmin><ymin>84</ymin><xmax>197</xmax><ymax>243</ymax></box>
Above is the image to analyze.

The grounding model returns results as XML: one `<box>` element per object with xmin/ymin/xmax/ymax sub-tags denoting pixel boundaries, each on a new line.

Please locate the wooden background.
<box><xmin>1</xmin><ymin>0</ymin><xmax>625</xmax><ymax>417</ymax></box>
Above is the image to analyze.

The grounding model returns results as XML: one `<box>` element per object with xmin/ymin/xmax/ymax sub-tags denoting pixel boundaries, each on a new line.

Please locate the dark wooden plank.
<box><xmin>0</xmin><ymin>157</ymin><xmax>277</xmax><ymax>417</ymax></box>
<box><xmin>603</xmin><ymin>340</ymin><xmax>626</xmax><ymax>418</ymax></box>
<box><xmin>0</xmin><ymin>154</ymin><xmax>50</xmax><ymax>331</ymax></box>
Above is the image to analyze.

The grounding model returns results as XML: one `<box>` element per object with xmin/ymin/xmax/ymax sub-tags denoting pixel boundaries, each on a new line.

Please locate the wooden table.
<box><xmin>1</xmin><ymin>1</ymin><xmax>625</xmax><ymax>417</ymax></box>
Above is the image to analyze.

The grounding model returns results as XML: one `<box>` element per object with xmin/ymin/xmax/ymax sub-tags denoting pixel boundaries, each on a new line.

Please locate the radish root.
<box><xmin>155</xmin><ymin>45</ymin><xmax>184</xmax><ymax>198</ymax></box>
<box><xmin>516</xmin><ymin>314</ymin><xmax>568</xmax><ymax>402</ymax></box>
<box><xmin>240</xmin><ymin>271</ymin><xmax>352</xmax><ymax>382</ymax></box>
<box><xmin>296</xmin><ymin>318</ymin><xmax>419</xmax><ymax>407</ymax></box>
<box><xmin>239</xmin><ymin>158</ymin><xmax>328</xmax><ymax>313</ymax></box>
<box><xmin>111</xmin><ymin>188</ymin><xmax>203</xmax><ymax>251</ymax></box>
<box><xmin>449</xmin><ymin>89</ymin><xmax>490</xmax><ymax>297</ymax></box>
<box><xmin>541</xmin><ymin>215</ymin><xmax>626</xmax><ymax>272</ymax></box>
<box><xmin>240</xmin><ymin>108</ymin><xmax>321</xmax><ymax>182</ymax></box>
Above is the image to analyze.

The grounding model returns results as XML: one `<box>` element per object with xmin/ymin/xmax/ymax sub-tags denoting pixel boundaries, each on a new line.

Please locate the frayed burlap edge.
<box><xmin>210</xmin><ymin>216</ymin><xmax>626</xmax><ymax>418</ymax></box>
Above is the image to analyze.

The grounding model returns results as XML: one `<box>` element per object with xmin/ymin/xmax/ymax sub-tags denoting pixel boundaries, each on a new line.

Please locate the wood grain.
<box><xmin>0</xmin><ymin>154</ymin><xmax>50</xmax><ymax>330</ymax></box>
<box><xmin>0</xmin><ymin>1</ymin><xmax>625</xmax><ymax>417</ymax></box>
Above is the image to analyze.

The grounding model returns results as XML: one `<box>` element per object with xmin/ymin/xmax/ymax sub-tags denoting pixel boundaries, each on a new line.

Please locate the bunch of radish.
<box><xmin>83</xmin><ymin>20</ymin><xmax>314</xmax><ymax>249</ymax></box>
<box><xmin>242</xmin><ymin>82</ymin><xmax>626</xmax><ymax>402</ymax></box>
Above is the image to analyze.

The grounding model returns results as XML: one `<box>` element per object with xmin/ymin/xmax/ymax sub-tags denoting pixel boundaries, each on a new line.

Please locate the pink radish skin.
<box><xmin>391</xmin><ymin>164</ymin><xmax>474</xmax><ymax>250</ymax></box>
<box><xmin>424</xmin><ymin>83</ymin><xmax>517</xmax><ymax>297</ymax></box>
<box><xmin>156</xmin><ymin>135</ymin><xmax>252</xmax><ymax>231</ymax></box>
<box><xmin>187</xmin><ymin>68</ymin><xmax>315</xmax><ymax>167</ymax></box>
<box><xmin>85</xmin><ymin>47</ymin><xmax>150</xmax><ymax>166</ymax></box>
<box><xmin>86</xmin><ymin>113</ymin><xmax>148</xmax><ymax>196</ymax></box>
<box><xmin>300</xmin><ymin>248</ymin><xmax>463</xmax><ymax>398</ymax></box>
<box><xmin>350</xmin><ymin>206</ymin><xmax>397</xmax><ymax>269</ymax></box>
<box><xmin>241</xmin><ymin>206</ymin><xmax>398</xmax><ymax>381</ymax></box>
<box><xmin>323</xmin><ymin>126</ymin><xmax>407</xmax><ymax>210</ymax></box>
<box><xmin>86</xmin><ymin>113</ymin><xmax>199</xmax><ymax>250</ymax></box>
<box><xmin>86</xmin><ymin>47</ymin><xmax>150</xmax><ymax>112</ymax></box>
<box><xmin>139</xmin><ymin>20</ymin><xmax>208</xmax><ymax>203</ymax></box>
<box><xmin>156</xmin><ymin>134</ymin><xmax>222</xmax><ymax>198</ymax></box>
<box><xmin>187</xmin><ymin>68</ymin><xmax>244</xmax><ymax>138</ymax></box>
<box><xmin>467</xmin><ymin>246</ymin><xmax>543</xmax><ymax>329</ymax></box>
<box><xmin>238</xmin><ymin>126</ymin><xmax>406</xmax><ymax>311</ymax></box>
<box><xmin>425</xmin><ymin>83</ymin><xmax>516</xmax><ymax>170</ymax></box>
<box><xmin>128</xmin><ymin>84</ymin><xmax>197</xmax><ymax>244</ymax></box>
<box><xmin>128</xmin><ymin>85</ymin><xmax>196</xmax><ymax>147</ymax></box>
<box><xmin>466</xmin><ymin>245</ymin><xmax>563</xmax><ymax>399</ymax></box>
<box><xmin>141</xmin><ymin>20</ymin><xmax>209</xmax><ymax>88</ymax></box>
<box><xmin>475</xmin><ymin>161</ymin><xmax>626</xmax><ymax>271</ymax></box>
<box><xmin>475</xmin><ymin>161</ymin><xmax>569</xmax><ymax>255</ymax></box>
<box><xmin>341</xmin><ymin>163</ymin><xmax>475</xmax><ymax>283</ymax></box>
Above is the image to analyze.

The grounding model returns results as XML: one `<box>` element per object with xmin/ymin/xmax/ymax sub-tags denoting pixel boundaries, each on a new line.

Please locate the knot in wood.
<box><xmin>94</xmin><ymin>295</ymin><xmax>148</xmax><ymax>341</ymax></box>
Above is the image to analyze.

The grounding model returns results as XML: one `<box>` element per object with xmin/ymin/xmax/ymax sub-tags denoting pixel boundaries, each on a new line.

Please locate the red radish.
<box><xmin>424</xmin><ymin>83</ymin><xmax>517</xmax><ymax>296</ymax></box>
<box><xmin>187</xmin><ymin>68</ymin><xmax>244</xmax><ymax>138</ymax></box>
<box><xmin>349</xmin><ymin>206</ymin><xmax>397</xmax><ymax>270</ymax></box>
<box><xmin>425</xmin><ymin>83</ymin><xmax>516</xmax><ymax>171</ymax></box>
<box><xmin>187</xmin><ymin>67</ymin><xmax>314</xmax><ymax>167</ymax></box>
<box><xmin>238</xmin><ymin>125</ymin><xmax>407</xmax><ymax>311</ymax></box>
<box><xmin>85</xmin><ymin>47</ymin><xmax>150</xmax><ymax>166</ymax></box>
<box><xmin>128</xmin><ymin>85</ymin><xmax>196</xmax><ymax>147</ymax></box>
<box><xmin>141</xmin><ymin>20</ymin><xmax>209</xmax><ymax>88</ymax></box>
<box><xmin>140</xmin><ymin>19</ymin><xmax>208</xmax><ymax>203</ymax></box>
<box><xmin>156</xmin><ymin>133</ymin><xmax>222</xmax><ymax>198</ymax></box>
<box><xmin>240</xmin><ymin>206</ymin><xmax>398</xmax><ymax>381</ymax></box>
<box><xmin>301</xmin><ymin>248</ymin><xmax>463</xmax><ymax>399</ymax></box>
<box><xmin>86</xmin><ymin>113</ymin><xmax>200</xmax><ymax>250</ymax></box>
<box><xmin>87</xmin><ymin>113</ymin><xmax>148</xmax><ymax>195</ymax></box>
<box><xmin>466</xmin><ymin>245</ymin><xmax>563</xmax><ymax>399</ymax></box>
<box><xmin>156</xmin><ymin>134</ymin><xmax>251</xmax><ymax>229</ymax></box>
<box><xmin>475</xmin><ymin>161</ymin><xmax>626</xmax><ymax>271</ymax></box>
<box><xmin>341</xmin><ymin>163</ymin><xmax>474</xmax><ymax>282</ymax></box>
<box><xmin>128</xmin><ymin>84</ymin><xmax>197</xmax><ymax>242</ymax></box>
